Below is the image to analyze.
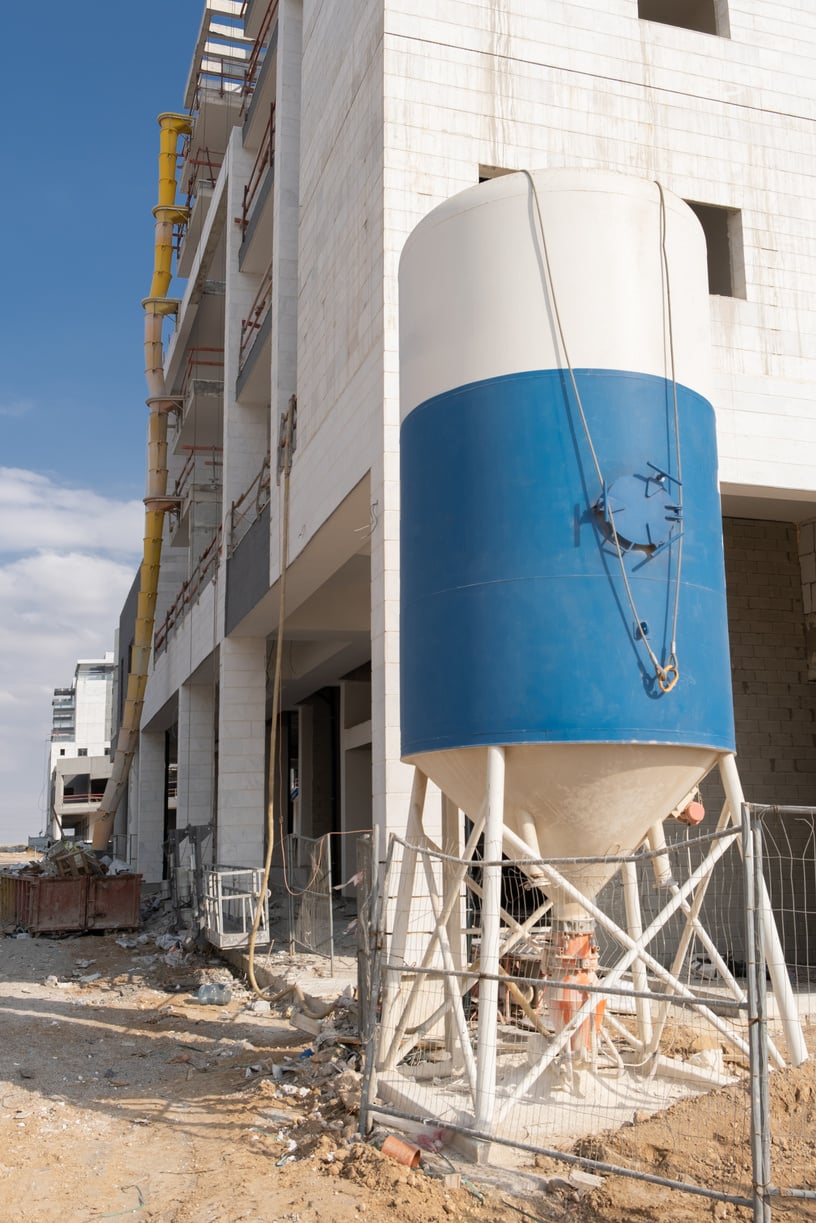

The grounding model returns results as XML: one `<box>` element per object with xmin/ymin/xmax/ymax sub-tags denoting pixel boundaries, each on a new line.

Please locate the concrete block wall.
<box><xmin>265</xmin><ymin>0</ymin><xmax>303</xmax><ymax>588</ymax></box>
<box><xmin>719</xmin><ymin>515</ymin><xmax>816</xmax><ymax>966</ymax></box>
<box><xmin>293</xmin><ymin>0</ymin><xmax>384</xmax><ymax>541</ymax></box>
<box><xmin>376</xmin><ymin>0</ymin><xmax>816</xmax><ymax>842</ymax></box>
<box><xmin>380</xmin><ymin>0</ymin><xmax>816</xmax><ymax>500</ymax></box>
<box><xmin>216</xmin><ymin>636</ymin><xmax>267</xmax><ymax>866</ymax></box>
<box><xmin>224</xmin><ymin>134</ymin><xmax>270</xmax><ymax>512</ymax></box>
<box><xmin>295</xmin><ymin>0</ymin><xmax>401</xmax><ymax>840</ymax></box>
<box><xmin>143</xmin><ymin>578</ymin><xmax>219</xmax><ymax>727</ymax></box>
<box><xmin>269</xmin><ymin>0</ymin><xmax>302</xmax><ymax>445</ymax></box>
<box><xmin>177</xmin><ymin>681</ymin><xmax>216</xmax><ymax>829</ymax></box>
<box><xmin>725</xmin><ymin>518</ymin><xmax>816</xmax><ymax>805</ymax></box>
<box><xmin>797</xmin><ymin>519</ymin><xmax>816</xmax><ymax>681</ymax></box>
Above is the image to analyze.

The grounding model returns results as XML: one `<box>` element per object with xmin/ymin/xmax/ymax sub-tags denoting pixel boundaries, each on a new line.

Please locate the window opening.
<box><xmin>638</xmin><ymin>0</ymin><xmax>729</xmax><ymax>37</ymax></box>
<box><xmin>685</xmin><ymin>201</ymin><xmax>745</xmax><ymax>298</ymax></box>
<box><xmin>478</xmin><ymin>165</ymin><xmax>516</xmax><ymax>184</ymax></box>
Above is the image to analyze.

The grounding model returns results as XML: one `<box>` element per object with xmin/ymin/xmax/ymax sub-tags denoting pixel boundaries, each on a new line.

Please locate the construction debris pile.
<box><xmin>0</xmin><ymin>841</ymin><xmax>141</xmax><ymax>934</ymax></box>
<box><xmin>9</xmin><ymin>841</ymin><xmax>133</xmax><ymax>879</ymax></box>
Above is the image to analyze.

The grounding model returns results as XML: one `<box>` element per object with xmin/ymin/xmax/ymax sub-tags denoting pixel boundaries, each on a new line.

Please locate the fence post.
<box><xmin>356</xmin><ymin>828</ymin><xmax>378</xmax><ymax>1043</ymax></box>
<box><xmin>743</xmin><ymin>802</ymin><xmax>772</xmax><ymax>1223</ymax></box>
<box><xmin>287</xmin><ymin>833</ymin><xmax>295</xmax><ymax>955</ymax></box>
<box><xmin>326</xmin><ymin>833</ymin><xmax>335</xmax><ymax>978</ymax></box>
<box><xmin>359</xmin><ymin>825</ymin><xmax>388</xmax><ymax>1136</ymax></box>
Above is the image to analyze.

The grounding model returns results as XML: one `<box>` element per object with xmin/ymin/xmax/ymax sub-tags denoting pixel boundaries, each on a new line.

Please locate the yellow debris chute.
<box><xmin>91</xmin><ymin>112</ymin><xmax>191</xmax><ymax>851</ymax></box>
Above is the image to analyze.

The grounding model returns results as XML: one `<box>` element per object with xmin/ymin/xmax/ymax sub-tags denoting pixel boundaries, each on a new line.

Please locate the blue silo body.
<box><xmin>400</xmin><ymin>366</ymin><xmax>735</xmax><ymax>758</ymax></box>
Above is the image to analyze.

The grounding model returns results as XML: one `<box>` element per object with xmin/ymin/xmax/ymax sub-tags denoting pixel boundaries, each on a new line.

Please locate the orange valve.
<box><xmin>542</xmin><ymin>926</ymin><xmax>606</xmax><ymax>1056</ymax></box>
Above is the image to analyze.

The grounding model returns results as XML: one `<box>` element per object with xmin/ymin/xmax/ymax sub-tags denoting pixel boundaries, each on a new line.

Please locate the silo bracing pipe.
<box><xmin>91</xmin><ymin>113</ymin><xmax>191</xmax><ymax>851</ymax></box>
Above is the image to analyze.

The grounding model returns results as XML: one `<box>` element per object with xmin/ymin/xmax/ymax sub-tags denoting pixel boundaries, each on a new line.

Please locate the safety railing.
<box><xmin>154</xmin><ymin>527</ymin><xmax>222</xmax><ymax>656</ymax></box>
<box><xmin>176</xmin><ymin>146</ymin><xmax>223</xmax><ymax>250</ymax></box>
<box><xmin>239</xmin><ymin>266</ymin><xmax>273</xmax><ymax>367</ymax></box>
<box><xmin>241</xmin><ymin>0</ymin><xmax>279</xmax><ymax>111</ymax></box>
<box><xmin>172</xmin><ymin>446</ymin><xmax>223</xmax><ymax>505</ymax></box>
<box><xmin>191</xmin><ymin>50</ymin><xmax>248</xmax><ymax>115</ymax></box>
<box><xmin>204</xmin><ymin>865</ymin><xmax>270</xmax><ymax>949</ymax></box>
<box><xmin>181</xmin><ymin>346</ymin><xmax>224</xmax><ymax>394</ymax></box>
<box><xmin>229</xmin><ymin>453</ymin><xmax>271</xmax><ymax>554</ymax></box>
<box><xmin>182</xmin><ymin>143</ymin><xmax>223</xmax><ymax>196</ymax></box>
<box><xmin>240</xmin><ymin>103</ymin><xmax>276</xmax><ymax>236</ymax></box>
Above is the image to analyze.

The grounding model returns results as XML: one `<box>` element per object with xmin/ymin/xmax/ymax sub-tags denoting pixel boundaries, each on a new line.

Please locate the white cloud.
<box><xmin>0</xmin><ymin>467</ymin><xmax>143</xmax><ymax>555</ymax></box>
<box><xmin>0</xmin><ymin>471</ymin><xmax>143</xmax><ymax>843</ymax></box>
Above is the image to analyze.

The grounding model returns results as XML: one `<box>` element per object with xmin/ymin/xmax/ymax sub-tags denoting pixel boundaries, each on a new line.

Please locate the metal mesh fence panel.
<box><xmin>166</xmin><ymin>823</ymin><xmax>212</xmax><ymax>930</ymax></box>
<box><xmin>364</xmin><ymin>815</ymin><xmax>815</xmax><ymax>1217</ymax></box>
<box><xmin>751</xmin><ymin>805</ymin><xmax>816</xmax><ymax>1215</ymax></box>
<box><xmin>284</xmin><ymin>833</ymin><xmax>334</xmax><ymax>973</ymax></box>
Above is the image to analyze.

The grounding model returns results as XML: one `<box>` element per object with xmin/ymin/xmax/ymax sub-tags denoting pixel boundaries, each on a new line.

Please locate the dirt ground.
<box><xmin>1</xmin><ymin>853</ymin><xmax>815</xmax><ymax>1223</ymax></box>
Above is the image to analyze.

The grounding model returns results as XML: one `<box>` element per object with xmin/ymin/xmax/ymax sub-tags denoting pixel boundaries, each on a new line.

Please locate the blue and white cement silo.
<box><xmin>376</xmin><ymin>171</ymin><xmax>805</xmax><ymax>1138</ymax></box>
<box><xmin>400</xmin><ymin>169</ymin><xmax>735</xmax><ymax>909</ymax></box>
<box><xmin>376</xmin><ymin>172</ymin><xmax>806</xmax><ymax>1137</ymax></box>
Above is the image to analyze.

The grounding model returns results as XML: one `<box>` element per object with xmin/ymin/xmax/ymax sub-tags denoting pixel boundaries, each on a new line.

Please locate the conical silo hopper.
<box><xmin>399</xmin><ymin>169</ymin><xmax>735</xmax><ymax>916</ymax></box>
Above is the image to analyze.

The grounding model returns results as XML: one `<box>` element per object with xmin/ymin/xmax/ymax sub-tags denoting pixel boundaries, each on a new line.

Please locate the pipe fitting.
<box><xmin>141</xmin><ymin>296</ymin><xmax>181</xmax><ymax>316</ymax></box>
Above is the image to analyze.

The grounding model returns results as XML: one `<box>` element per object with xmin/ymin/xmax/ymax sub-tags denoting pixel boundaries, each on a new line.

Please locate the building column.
<box><xmin>133</xmin><ymin>730</ymin><xmax>166</xmax><ymax>884</ymax></box>
<box><xmin>177</xmin><ymin>681</ymin><xmax>216</xmax><ymax>830</ymax></box>
<box><xmin>216</xmin><ymin>636</ymin><xmax>266</xmax><ymax>865</ymax></box>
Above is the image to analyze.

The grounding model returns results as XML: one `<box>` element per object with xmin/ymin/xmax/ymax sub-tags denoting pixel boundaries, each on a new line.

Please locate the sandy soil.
<box><xmin>0</xmin><ymin>897</ymin><xmax>538</xmax><ymax>1223</ymax></box>
<box><xmin>1</xmin><ymin>854</ymin><xmax>815</xmax><ymax>1223</ymax></box>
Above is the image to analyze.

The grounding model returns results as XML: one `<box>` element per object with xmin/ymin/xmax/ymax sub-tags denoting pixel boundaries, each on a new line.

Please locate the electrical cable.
<box><xmin>247</xmin><ymin>398</ymin><xmax>293</xmax><ymax>998</ymax></box>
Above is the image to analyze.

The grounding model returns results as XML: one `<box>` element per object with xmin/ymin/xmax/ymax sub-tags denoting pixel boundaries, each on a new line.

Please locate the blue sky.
<box><xmin>0</xmin><ymin>1</ymin><xmax>203</xmax><ymax>841</ymax></box>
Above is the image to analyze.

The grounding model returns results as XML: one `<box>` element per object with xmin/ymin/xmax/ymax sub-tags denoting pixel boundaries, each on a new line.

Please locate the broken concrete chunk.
<box><xmin>290</xmin><ymin>1011</ymin><xmax>323</xmax><ymax>1037</ymax></box>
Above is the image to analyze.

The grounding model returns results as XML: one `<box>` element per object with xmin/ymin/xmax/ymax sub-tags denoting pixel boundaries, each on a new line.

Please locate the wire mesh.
<box><xmin>167</xmin><ymin>823</ymin><xmax>212</xmax><ymax>930</ymax></box>
<box><xmin>365</xmin><ymin>815</ymin><xmax>815</xmax><ymax>1215</ymax></box>
<box><xmin>284</xmin><ymin>833</ymin><xmax>335</xmax><ymax>973</ymax></box>
<box><xmin>751</xmin><ymin>805</ymin><xmax>816</xmax><ymax>1212</ymax></box>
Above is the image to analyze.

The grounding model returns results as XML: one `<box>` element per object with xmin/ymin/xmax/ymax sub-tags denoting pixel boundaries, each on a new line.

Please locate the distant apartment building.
<box><xmin>111</xmin><ymin>0</ymin><xmax>816</xmax><ymax>883</ymax></box>
<box><xmin>48</xmin><ymin>655</ymin><xmax>115</xmax><ymax>840</ymax></box>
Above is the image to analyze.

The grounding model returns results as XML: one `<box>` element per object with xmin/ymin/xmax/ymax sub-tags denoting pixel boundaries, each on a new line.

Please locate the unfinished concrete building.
<box><xmin>107</xmin><ymin>1</ymin><xmax>815</xmax><ymax>904</ymax></box>
<box><xmin>48</xmin><ymin>655</ymin><xmax>115</xmax><ymax>841</ymax></box>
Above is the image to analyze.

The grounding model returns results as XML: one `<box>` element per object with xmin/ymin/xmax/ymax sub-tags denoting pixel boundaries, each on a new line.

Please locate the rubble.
<box><xmin>39</xmin><ymin>841</ymin><xmax>105</xmax><ymax>878</ymax></box>
<box><xmin>0</xmin><ymin>917</ymin><xmax>553</xmax><ymax>1222</ymax></box>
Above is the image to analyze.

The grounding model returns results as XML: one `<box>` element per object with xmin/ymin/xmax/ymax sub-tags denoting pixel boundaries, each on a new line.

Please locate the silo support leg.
<box><xmin>475</xmin><ymin>745</ymin><xmax>505</xmax><ymax>1130</ymax></box>
<box><xmin>622</xmin><ymin>860</ymin><xmax>653</xmax><ymax>1047</ymax></box>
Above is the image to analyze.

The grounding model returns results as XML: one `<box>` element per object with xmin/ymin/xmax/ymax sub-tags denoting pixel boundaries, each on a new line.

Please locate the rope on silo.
<box><xmin>656</xmin><ymin>179</ymin><xmax>684</xmax><ymax>693</ymax></box>
<box><xmin>520</xmin><ymin>169</ymin><xmax>683</xmax><ymax>695</ymax></box>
